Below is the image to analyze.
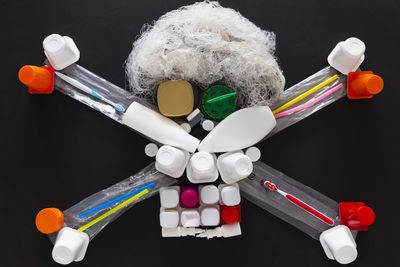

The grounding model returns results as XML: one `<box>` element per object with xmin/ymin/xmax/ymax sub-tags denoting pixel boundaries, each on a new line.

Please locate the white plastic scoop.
<box><xmin>198</xmin><ymin>106</ymin><xmax>276</xmax><ymax>153</ymax></box>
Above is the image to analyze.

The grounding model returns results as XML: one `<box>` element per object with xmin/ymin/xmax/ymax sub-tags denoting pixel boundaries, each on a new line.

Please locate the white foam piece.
<box><xmin>52</xmin><ymin>227</ymin><xmax>89</xmax><ymax>265</ymax></box>
<box><xmin>144</xmin><ymin>143</ymin><xmax>158</xmax><ymax>157</ymax></box>
<box><xmin>43</xmin><ymin>34</ymin><xmax>80</xmax><ymax>70</ymax></box>
<box><xmin>219</xmin><ymin>183</ymin><xmax>241</xmax><ymax>206</ymax></box>
<box><xmin>245</xmin><ymin>146</ymin><xmax>261</xmax><ymax>162</ymax></box>
<box><xmin>162</xmin><ymin>227</ymin><xmax>204</xmax><ymax>237</ymax></box>
<box><xmin>221</xmin><ymin>222</ymin><xmax>241</xmax><ymax>238</ymax></box>
<box><xmin>181</xmin><ymin>209</ymin><xmax>200</xmax><ymax>227</ymax></box>
<box><xmin>155</xmin><ymin>145</ymin><xmax>189</xmax><ymax>178</ymax></box>
<box><xmin>217</xmin><ymin>151</ymin><xmax>253</xmax><ymax>184</ymax></box>
<box><xmin>327</xmin><ymin>37</ymin><xmax>365</xmax><ymax>75</ymax></box>
<box><xmin>159</xmin><ymin>208</ymin><xmax>179</xmax><ymax>228</ymax></box>
<box><xmin>202</xmin><ymin>119</ymin><xmax>214</xmax><ymax>131</ymax></box>
<box><xmin>200</xmin><ymin>206</ymin><xmax>220</xmax><ymax>226</ymax></box>
<box><xmin>320</xmin><ymin>225</ymin><xmax>358</xmax><ymax>264</ymax></box>
<box><xmin>199</xmin><ymin>185</ymin><xmax>219</xmax><ymax>205</ymax></box>
<box><xmin>159</xmin><ymin>186</ymin><xmax>179</xmax><ymax>208</ymax></box>
<box><xmin>187</xmin><ymin>108</ymin><xmax>201</xmax><ymax>121</ymax></box>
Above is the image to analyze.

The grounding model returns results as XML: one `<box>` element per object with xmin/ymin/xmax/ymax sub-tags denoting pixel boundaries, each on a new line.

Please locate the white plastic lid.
<box><xmin>159</xmin><ymin>208</ymin><xmax>179</xmax><ymax>228</ymax></box>
<box><xmin>200</xmin><ymin>207</ymin><xmax>220</xmax><ymax>226</ymax></box>
<box><xmin>181</xmin><ymin>209</ymin><xmax>200</xmax><ymax>227</ymax></box>
<box><xmin>160</xmin><ymin>187</ymin><xmax>179</xmax><ymax>208</ymax></box>
<box><xmin>202</xmin><ymin>120</ymin><xmax>214</xmax><ymax>131</ymax></box>
<box><xmin>220</xmin><ymin>183</ymin><xmax>241</xmax><ymax>206</ymax></box>
<box><xmin>144</xmin><ymin>143</ymin><xmax>158</xmax><ymax>157</ymax></box>
<box><xmin>200</xmin><ymin>185</ymin><xmax>219</xmax><ymax>204</ymax></box>
<box><xmin>245</xmin><ymin>146</ymin><xmax>261</xmax><ymax>162</ymax></box>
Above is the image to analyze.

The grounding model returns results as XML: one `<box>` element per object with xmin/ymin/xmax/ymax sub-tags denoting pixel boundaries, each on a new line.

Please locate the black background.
<box><xmin>2</xmin><ymin>0</ymin><xmax>399</xmax><ymax>266</ymax></box>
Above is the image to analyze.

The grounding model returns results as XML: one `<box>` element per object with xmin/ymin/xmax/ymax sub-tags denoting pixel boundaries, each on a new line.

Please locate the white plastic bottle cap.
<box><xmin>219</xmin><ymin>183</ymin><xmax>241</xmax><ymax>206</ymax></box>
<box><xmin>159</xmin><ymin>208</ymin><xmax>180</xmax><ymax>228</ymax></box>
<box><xmin>144</xmin><ymin>143</ymin><xmax>158</xmax><ymax>157</ymax></box>
<box><xmin>155</xmin><ymin>145</ymin><xmax>189</xmax><ymax>178</ymax></box>
<box><xmin>181</xmin><ymin>209</ymin><xmax>200</xmax><ymax>227</ymax></box>
<box><xmin>52</xmin><ymin>227</ymin><xmax>89</xmax><ymax>265</ymax></box>
<box><xmin>202</xmin><ymin>120</ymin><xmax>214</xmax><ymax>131</ymax></box>
<box><xmin>186</xmin><ymin>152</ymin><xmax>218</xmax><ymax>183</ymax></box>
<box><xmin>320</xmin><ymin>225</ymin><xmax>358</xmax><ymax>264</ymax></box>
<box><xmin>43</xmin><ymin>34</ymin><xmax>80</xmax><ymax>70</ymax></box>
<box><xmin>160</xmin><ymin>186</ymin><xmax>180</xmax><ymax>208</ymax></box>
<box><xmin>327</xmin><ymin>37</ymin><xmax>365</xmax><ymax>75</ymax></box>
<box><xmin>245</xmin><ymin>147</ymin><xmax>261</xmax><ymax>162</ymax></box>
<box><xmin>180</xmin><ymin>122</ymin><xmax>191</xmax><ymax>133</ymax></box>
<box><xmin>217</xmin><ymin>151</ymin><xmax>253</xmax><ymax>184</ymax></box>
<box><xmin>200</xmin><ymin>206</ymin><xmax>220</xmax><ymax>226</ymax></box>
<box><xmin>199</xmin><ymin>185</ymin><xmax>219</xmax><ymax>204</ymax></box>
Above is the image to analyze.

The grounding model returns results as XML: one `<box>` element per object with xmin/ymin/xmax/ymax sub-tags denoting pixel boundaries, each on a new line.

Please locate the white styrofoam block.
<box><xmin>181</xmin><ymin>209</ymin><xmax>200</xmax><ymax>227</ymax></box>
<box><xmin>221</xmin><ymin>222</ymin><xmax>241</xmax><ymax>237</ymax></box>
<box><xmin>159</xmin><ymin>208</ymin><xmax>179</xmax><ymax>228</ymax></box>
<box><xmin>199</xmin><ymin>185</ymin><xmax>219</xmax><ymax>205</ymax></box>
<box><xmin>160</xmin><ymin>186</ymin><xmax>179</xmax><ymax>208</ymax></box>
<box><xmin>219</xmin><ymin>183</ymin><xmax>241</xmax><ymax>206</ymax></box>
<box><xmin>320</xmin><ymin>225</ymin><xmax>357</xmax><ymax>264</ymax></box>
<box><xmin>200</xmin><ymin>206</ymin><xmax>220</xmax><ymax>226</ymax></box>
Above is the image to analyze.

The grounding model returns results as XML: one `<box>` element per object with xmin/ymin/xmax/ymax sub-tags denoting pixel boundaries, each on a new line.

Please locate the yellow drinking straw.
<box><xmin>272</xmin><ymin>75</ymin><xmax>339</xmax><ymax>114</ymax></box>
<box><xmin>78</xmin><ymin>189</ymin><xmax>149</xmax><ymax>232</ymax></box>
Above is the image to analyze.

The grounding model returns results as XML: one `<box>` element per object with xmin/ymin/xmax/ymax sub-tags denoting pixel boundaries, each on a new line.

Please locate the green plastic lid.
<box><xmin>201</xmin><ymin>85</ymin><xmax>237</xmax><ymax>120</ymax></box>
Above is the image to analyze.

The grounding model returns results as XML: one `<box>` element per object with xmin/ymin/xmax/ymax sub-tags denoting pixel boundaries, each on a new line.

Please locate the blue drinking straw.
<box><xmin>78</xmin><ymin>182</ymin><xmax>155</xmax><ymax>218</ymax></box>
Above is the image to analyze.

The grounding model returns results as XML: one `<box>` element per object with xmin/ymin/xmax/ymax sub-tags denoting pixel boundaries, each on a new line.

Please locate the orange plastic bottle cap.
<box><xmin>18</xmin><ymin>65</ymin><xmax>54</xmax><ymax>94</ymax></box>
<box><xmin>36</xmin><ymin>208</ymin><xmax>64</xmax><ymax>234</ymax></box>
<box><xmin>347</xmin><ymin>71</ymin><xmax>383</xmax><ymax>99</ymax></box>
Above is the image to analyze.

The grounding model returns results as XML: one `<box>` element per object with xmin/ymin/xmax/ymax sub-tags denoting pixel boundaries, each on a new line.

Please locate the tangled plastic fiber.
<box><xmin>126</xmin><ymin>1</ymin><xmax>285</xmax><ymax>108</ymax></box>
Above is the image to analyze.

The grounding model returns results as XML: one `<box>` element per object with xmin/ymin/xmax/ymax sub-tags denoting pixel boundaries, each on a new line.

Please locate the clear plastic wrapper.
<box><xmin>265</xmin><ymin>66</ymin><xmax>347</xmax><ymax>139</ymax></box>
<box><xmin>48</xmin><ymin>163</ymin><xmax>178</xmax><ymax>242</ymax></box>
<box><xmin>239</xmin><ymin>160</ymin><xmax>341</xmax><ymax>240</ymax></box>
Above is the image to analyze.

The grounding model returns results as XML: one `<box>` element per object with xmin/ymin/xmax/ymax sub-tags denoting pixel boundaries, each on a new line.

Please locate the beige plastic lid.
<box><xmin>157</xmin><ymin>80</ymin><xmax>194</xmax><ymax>117</ymax></box>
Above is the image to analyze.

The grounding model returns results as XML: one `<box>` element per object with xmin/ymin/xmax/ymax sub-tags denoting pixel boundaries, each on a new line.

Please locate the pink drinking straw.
<box><xmin>274</xmin><ymin>83</ymin><xmax>344</xmax><ymax>119</ymax></box>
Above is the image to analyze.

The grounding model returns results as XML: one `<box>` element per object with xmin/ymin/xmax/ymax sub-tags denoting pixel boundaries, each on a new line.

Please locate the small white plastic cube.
<box><xmin>159</xmin><ymin>208</ymin><xmax>179</xmax><ymax>228</ymax></box>
<box><xmin>181</xmin><ymin>209</ymin><xmax>200</xmax><ymax>227</ymax></box>
<box><xmin>219</xmin><ymin>183</ymin><xmax>241</xmax><ymax>206</ymax></box>
<box><xmin>160</xmin><ymin>186</ymin><xmax>179</xmax><ymax>208</ymax></box>
<box><xmin>200</xmin><ymin>206</ymin><xmax>220</xmax><ymax>226</ymax></box>
<box><xmin>199</xmin><ymin>185</ymin><xmax>219</xmax><ymax>205</ymax></box>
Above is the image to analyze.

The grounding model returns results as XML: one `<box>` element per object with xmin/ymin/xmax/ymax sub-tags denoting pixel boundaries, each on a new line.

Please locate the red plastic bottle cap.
<box><xmin>356</xmin><ymin>206</ymin><xmax>375</xmax><ymax>226</ymax></box>
<box><xmin>35</xmin><ymin>208</ymin><xmax>64</xmax><ymax>234</ymax></box>
<box><xmin>18</xmin><ymin>65</ymin><xmax>54</xmax><ymax>94</ymax></box>
<box><xmin>347</xmin><ymin>71</ymin><xmax>383</xmax><ymax>99</ymax></box>
<box><xmin>222</xmin><ymin>206</ymin><xmax>239</xmax><ymax>224</ymax></box>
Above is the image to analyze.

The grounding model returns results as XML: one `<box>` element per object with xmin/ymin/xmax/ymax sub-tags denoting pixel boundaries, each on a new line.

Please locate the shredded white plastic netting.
<box><xmin>125</xmin><ymin>1</ymin><xmax>285</xmax><ymax>108</ymax></box>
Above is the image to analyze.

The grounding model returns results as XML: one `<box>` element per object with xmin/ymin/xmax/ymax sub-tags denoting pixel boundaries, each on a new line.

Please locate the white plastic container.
<box><xmin>200</xmin><ymin>206</ymin><xmax>220</xmax><ymax>226</ymax></box>
<box><xmin>159</xmin><ymin>208</ymin><xmax>180</xmax><ymax>228</ymax></box>
<box><xmin>327</xmin><ymin>37</ymin><xmax>365</xmax><ymax>75</ymax></box>
<box><xmin>219</xmin><ymin>183</ymin><xmax>241</xmax><ymax>206</ymax></box>
<box><xmin>122</xmin><ymin>102</ymin><xmax>200</xmax><ymax>152</ymax></box>
<box><xmin>43</xmin><ymin>34</ymin><xmax>80</xmax><ymax>70</ymax></box>
<box><xmin>217</xmin><ymin>151</ymin><xmax>253</xmax><ymax>184</ymax></box>
<box><xmin>199</xmin><ymin>185</ymin><xmax>219</xmax><ymax>205</ymax></box>
<box><xmin>180</xmin><ymin>209</ymin><xmax>200</xmax><ymax>227</ymax></box>
<box><xmin>155</xmin><ymin>145</ymin><xmax>189</xmax><ymax>178</ymax></box>
<box><xmin>198</xmin><ymin>106</ymin><xmax>276</xmax><ymax>153</ymax></box>
<box><xmin>159</xmin><ymin>186</ymin><xmax>180</xmax><ymax>208</ymax></box>
<box><xmin>52</xmin><ymin>227</ymin><xmax>89</xmax><ymax>265</ymax></box>
<box><xmin>186</xmin><ymin>152</ymin><xmax>218</xmax><ymax>184</ymax></box>
<box><xmin>319</xmin><ymin>225</ymin><xmax>358</xmax><ymax>264</ymax></box>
